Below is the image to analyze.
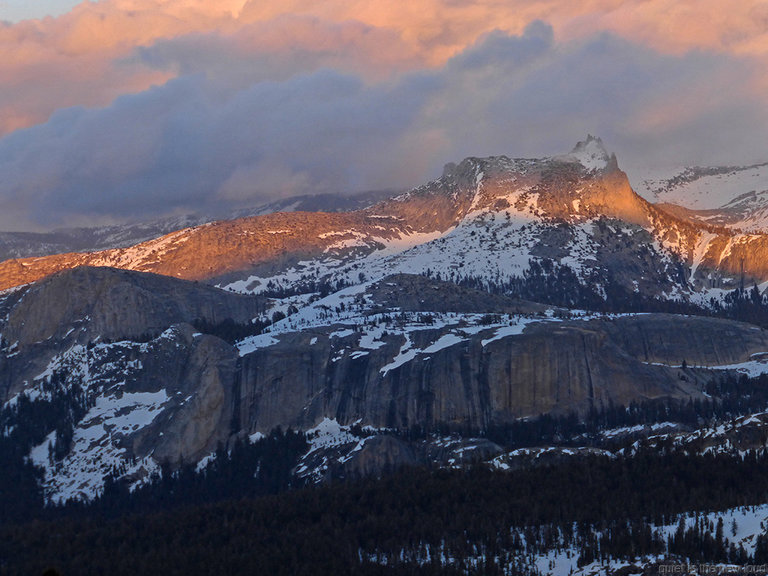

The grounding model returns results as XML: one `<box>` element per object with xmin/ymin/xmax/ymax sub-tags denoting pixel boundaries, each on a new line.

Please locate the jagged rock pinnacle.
<box><xmin>562</xmin><ymin>135</ymin><xmax>617</xmax><ymax>172</ymax></box>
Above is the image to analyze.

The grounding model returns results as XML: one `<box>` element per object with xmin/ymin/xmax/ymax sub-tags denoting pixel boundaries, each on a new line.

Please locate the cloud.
<box><xmin>4</xmin><ymin>0</ymin><xmax>768</xmax><ymax>138</ymax></box>
<box><xmin>559</xmin><ymin>0</ymin><xmax>768</xmax><ymax>56</ymax></box>
<box><xmin>398</xmin><ymin>23</ymin><xmax>768</xmax><ymax>184</ymax></box>
<box><xmin>1</xmin><ymin>19</ymin><xmax>766</xmax><ymax>231</ymax></box>
<box><xmin>134</xmin><ymin>15</ymin><xmax>425</xmax><ymax>86</ymax></box>
<box><xmin>0</xmin><ymin>69</ymin><xmax>441</xmax><ymax>229</ymax></box>
<box><xmin>1</xmin><ymin>2</ymin><xmax>768</xmax><ymax>230</ymax></box>
<box><xmin>0</xmin><ymin>0</ymin><xmax>246</xmax><ymax>135</ymax></box>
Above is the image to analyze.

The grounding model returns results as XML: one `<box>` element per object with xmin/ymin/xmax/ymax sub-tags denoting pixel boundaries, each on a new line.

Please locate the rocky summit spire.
<box><xmin>562</xmin><ymin>135</ymin><xmax>618</xmax><ymax>172</ymax></box>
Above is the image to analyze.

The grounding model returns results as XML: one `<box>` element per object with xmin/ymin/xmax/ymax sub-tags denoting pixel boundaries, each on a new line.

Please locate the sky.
<box><xmin>0</xmin><ymin>0</ymin><xmax>81</xmax><ymax>22</ymax></box>
<box><xmin>0</xmin><ymin>1</ymin><xmax>767</xmax><ymax>231</ymax></box>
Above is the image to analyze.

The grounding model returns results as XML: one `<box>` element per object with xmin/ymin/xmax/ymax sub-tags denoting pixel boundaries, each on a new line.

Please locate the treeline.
<box><xmin>6</xmin><ymin>450</ymin><xmax>768</xmax><ymax>575</ymax></box>
<box><xmin>6</xmin><ymin>370</ymin><xmax>768</xmax><ymax>528</ymax></box>
<box><xmin>666</xmin><ymin>516</ymin><xmax>749</xmax><ymax>565</ymax></box>
<box><xmin>431</xmin><ymin>257</ymin><xmax>768</xmax><ymax>321</ymax></box>
<box><xmin>710</xmin><ymin>284</ymin><xmax>768</xmax><ymax>328</ymax></box>
<box><xmin>1</xmin><ymin>427</ymin><xmax>308</xmax><ymax>528</ymax></box>
<box><xmin>438</xmin><ymin>258</ymin><xmax>708</xmax><ymax>315</ymax></box>
<box><xmin>0</xmin><ymin>372</ymin><xmax>92</xmax><ymax>525</ymax></box>
<box><xmin>91</xmin><ymin>428</ymin><xmax>308</xmax><ymax>516</ymax></box>
<box><xmin>191</xmin><ymin>317</ymin><xmax>271</xmax><ymax>344</ymax></box>
<box><xmin>425</xmin><ymin>258</ymin><xmax>605</xmax><ymax>310</ymax></box>
<box><xmin>0</xmin><ymin>395</ymin><xmax>306</xmax><ymax>528</ymax></box>
<box><xmin>259</xmin><ymin>276</ymin><xmax>353</xmax><ymax>299</ymax></box>
<box><xmin>571</xmin><ymin>513</ymin><xmax>753</xmax><ymax>568</ymax></box>
<box><xmin>414</xmin><ymin>371</ymin><xmax>768</xmax><ymax>449</ymax></box>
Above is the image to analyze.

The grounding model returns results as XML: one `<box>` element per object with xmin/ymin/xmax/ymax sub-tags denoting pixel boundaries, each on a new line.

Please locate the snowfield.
<box><xmin>30</xmin><ymin>391</ymin><xmax>168</xmax><ymax>503</ymax></box>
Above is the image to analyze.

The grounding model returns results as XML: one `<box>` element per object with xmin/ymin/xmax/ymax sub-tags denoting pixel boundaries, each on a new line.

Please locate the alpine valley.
<box><xmin>6</xmin><ymin>137</ymin><xmax>768</xmax><ymax>575</ymax></box>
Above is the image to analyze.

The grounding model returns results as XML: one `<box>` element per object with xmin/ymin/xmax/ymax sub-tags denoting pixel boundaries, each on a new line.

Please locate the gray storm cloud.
<box><xmin>0</xmin><ymin>21</ymin><xmax>765</xmax><ymax>231</ymax></box>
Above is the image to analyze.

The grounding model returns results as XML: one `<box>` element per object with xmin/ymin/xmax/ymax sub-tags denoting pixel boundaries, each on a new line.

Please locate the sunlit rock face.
<box><xmin>4</xmin><ymin>137</ymin><xmax>768</xmax><ymax>296</ymax></box>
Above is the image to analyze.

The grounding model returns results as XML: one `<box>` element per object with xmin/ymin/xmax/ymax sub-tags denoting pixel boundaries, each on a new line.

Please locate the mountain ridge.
<box><xmin>0</xmin><ymin>189</ymin><xmax>398</xmax><ymax>263</ymax></box>
<box><xmin>6</xmin><ymin>137</ymin><xmax>768</xmax><ymax>505</ymax></box>
<box><xmin>0</xmin><ymin>136</ymin><xmax>748</xmax><ymax>298</ymax></box>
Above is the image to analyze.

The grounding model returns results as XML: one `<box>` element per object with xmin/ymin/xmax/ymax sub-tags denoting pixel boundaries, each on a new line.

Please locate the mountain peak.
<box><xmin>560</xmin><ymin>135</ymin><xmax>617</xmax><ymax>172</ymax></box>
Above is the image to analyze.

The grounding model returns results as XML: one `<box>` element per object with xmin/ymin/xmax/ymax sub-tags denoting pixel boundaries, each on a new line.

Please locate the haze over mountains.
<box><xmin>5</xmin><ymin>137</ymin><xmax>768</xmax><ymax>574</ymax></box>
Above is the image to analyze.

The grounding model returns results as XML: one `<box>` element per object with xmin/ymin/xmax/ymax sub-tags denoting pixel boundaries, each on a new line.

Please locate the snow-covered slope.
<box><xmin>3</xmin><ymin>136</ymin><xmax>767</xmax><ymax>301</ymax></box>
<box><xmin>555</xmin><ymin>134</ymin><xmax>615</xmax><ymax>171</ymax></box>
<box><xmin>12</xmin><ymin>331</ymin><xmax>192</xmax><ymax>502</ymax></box>
<box><xmin>637</xmin><ymin>163</ymin><xmax>768</xmax><ymax>209</ymax></box>
<box><xmin>636</xmin><ymin>163</ymin><xmax>768</xmax><ymax>233</ymax></box>
<box><xmin>5</xmin><ymin>137</ymin><xmax>768</xmax><ymax>304</ymax></box>
<box><xmin>0</xmin><ymin>190</ymin><xmax>397</xmax><ymax>262</ymax></box>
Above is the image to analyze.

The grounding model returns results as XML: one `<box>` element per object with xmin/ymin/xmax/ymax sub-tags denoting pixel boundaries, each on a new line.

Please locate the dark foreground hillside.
<box><xmin>5</xmin><ymin>449</ymin><xmax>768</xmax><ymax>576</ymax></box>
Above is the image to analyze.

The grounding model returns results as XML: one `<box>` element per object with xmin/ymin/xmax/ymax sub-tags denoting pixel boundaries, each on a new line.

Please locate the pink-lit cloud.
<box><xmin>0</xmin><ymin>1</ymin><xmax>767</xmax><ymax>230</ymax></box>
<box><xmin>4</xmin><ymin>0</ymin><xmax>768</xmax><ymax>135</ymax></box>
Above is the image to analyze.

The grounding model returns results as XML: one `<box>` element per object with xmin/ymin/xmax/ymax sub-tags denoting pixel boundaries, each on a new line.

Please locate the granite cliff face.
<box><xmin>234</xmin><ymin>314</ymin><xmax>767</xmax><ymax>434</ymax></box>
<box><xmin>3</xmin><ymin>266</ymin><xmax>264</xmax><ymax>348</ymax></box>
<box><xmin>0</xmin><ymin>268</ymin><xmax>263</xmax><ymax>491</ymax></box>
<box><xmin>128</xmin><ymin>327</ymin><xmax>240</xmax><ymax>465</ymax></box>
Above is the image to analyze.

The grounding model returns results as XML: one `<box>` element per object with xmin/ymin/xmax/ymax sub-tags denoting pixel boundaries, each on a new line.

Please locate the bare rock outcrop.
<box><xmin>130</xmin><ymin>328</ymin><xmax>240</xmax><ymax>465</ymax></box>
<box><xmin>235</xmin><ymin>315</ymin><xmax>768</xmax><ymax>434</ymax></box>
<box><xmin>3</xmin><ymin>266</ymin><xmax>264</xmax><ymax>347</ymax></box>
